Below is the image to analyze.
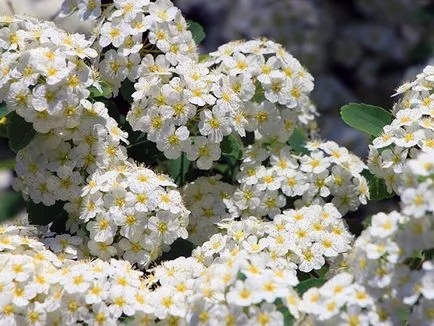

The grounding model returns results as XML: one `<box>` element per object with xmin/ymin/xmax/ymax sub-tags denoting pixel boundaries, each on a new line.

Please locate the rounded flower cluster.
<box><xmin>13</xmin><ymin>100</ymin><xmax>128</xmax><ymax>208</ymax></box>
<box><xmin>300</xmin><ymin>150</ymin><xmax>434</xmax><ymax>324</ymax></box>
<box><xmin>0</xmin><ymin>228</ymin><xmax>159</xmax><ymax>326</ymax></box>
<box><xmin>227</xmin><ymin>140</ymin><xmax>369</xmax><ymax>218</ymax></box>
<box><xmin>143</xmin><ymin>205</ymin><xmax>351</xmax><ymax>324</ymax></box>
<box><xmin>127</xmin><ymin>38</ymin><xmax>316</xmax><ymax>168</ymax></box>
<box><xmin>194</xmin><ymin>204</ymin><xmax>352</xmax><ymax>274</ymax></box>
<box><xmin>209</xmin><ymin>39</ymin><xmax>317</xmax><ymax>139</ymax></box>
<box><xmin>187</xmin><ymin>258</ymin><xmax>299</xmax><ymax>325</ymax></box>
<box><xmin>145</xmin><ymin>220</ymin><xmax>301</xmax><ymax>325</ymax></box>
<box><xmin>369</xmin><ymin>64</ymin><xmax>434</xmax><ymax>193</ymax></box>
<box><xmin>0</xmin><ymin>16</ymin><xmax>99</xmax><ymax>133</ymax></box>
<box><xmin>85</xmin><ymin>0</ymin><xmax>198</xmax><ymax>94</ymax></box>
<box><xmin>182</xmin><ymin>176</ymin><xmax>234</xmax><ymax>245</ymax></box>
<box><xmin>78</xmin><ymin>163</ymin><xmax>189</xmax><ymax>266</ymax></box>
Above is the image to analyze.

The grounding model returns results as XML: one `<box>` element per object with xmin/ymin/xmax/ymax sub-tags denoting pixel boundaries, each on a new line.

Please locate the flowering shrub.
<box><xmin>0</xmin><ymin>1</ymin><xmax>433</xmax><ymax>325</ymax></box>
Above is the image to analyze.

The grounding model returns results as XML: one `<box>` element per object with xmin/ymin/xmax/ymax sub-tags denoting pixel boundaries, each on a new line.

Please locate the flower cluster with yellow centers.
<box><xmin>149</xmin><ymin>205</ymin><xmax>351</xmax><ymax>324</ymax></box>
<box><xmin>369</xmin><ymin>65</ymin><xmax>434</xmax><ymax>193</ymax></box>
<box><xmin>81</xmin><ymin>0</ymin><xmax>198</xmax><ymax>94</ymax></box>
<box><xmin>227</xmin><ymin>140</ymin><xmax>369</xmax><ymax>219</ymax></box>
<box><xmin>127</xmin><ymin>37</ymin><xmax>317</xmax><ymax>167</ymax></box>
<box><xmin>79</xmin><ymin>162</ymin><xmax>189</xmax><ymax>266</ymax></box>
<box><xmin>299</xmin><ymin>151</ymin><xmax>434</xmax><ymax>325</ymax></box>
<box><xmin>13</xmin><ymin>100</ymin><xmax>128</xmax><ymax>209</ymax></box>
<box><xmin>0</xmin><ymin>228</ymin><xmax>160</xmax><ymax>326</ymax></box>
<box><xmin>181</xmin><ymin>176</ymin><xmax>234</xmax><ymax>245</ymax></box>
<box><xmin>0</xmin><ymin>16</ymin><xmax>99</xmax><ymax>134</ymax></box>
<box><xmin>194</xmin><ymin>204</ymin><xmax>352</xmax><ymax>274</ymax></box>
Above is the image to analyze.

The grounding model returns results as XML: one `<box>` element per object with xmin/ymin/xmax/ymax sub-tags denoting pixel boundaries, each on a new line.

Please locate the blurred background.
<box><xmin>0</xmin><ymin>0</ymin><xmax>433</xmax><ymax>224</ymax></box>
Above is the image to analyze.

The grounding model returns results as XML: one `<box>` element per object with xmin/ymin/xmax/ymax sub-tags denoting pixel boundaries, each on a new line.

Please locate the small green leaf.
<box><xmin>0</xmin><ymin>103</ymin><xmax>8</xmax><ymax>118</ymax></box>
<box><xmin>288</xmin><ymin>128</ymin><xmax>308</xmax><ymax>154</ymax></box>
<box><xmin>362</xmin><ymin>170</ymin><xmax>395</xmax><ymax>200</ymax></box>
<box><xmin>253</xmin><ymin>82</ymin><xmax>265</xmax><ymax>103</ymax></box>
<box><xmin>340</xmin><ymin>103</ymin><xmax>393</xmax><ymax>136</ymax></box>
<box><xmin>7</xmin><ymin>112</ymin><xmax>36</xmax><ymax>152</ymax></box>
<box><xmin>199</xmin><ymin>54</ymin><xmax>209</xmax><ymax>62</ymax></box>
<box><xmin>0</xmin><ymin>192</ymin><xmax>25</xmax><ymax>223</ymax></box>
<box><xmin>0</xmin><ymin>158</ymin><xmax>15</xmax><ymax>170</ymax></box>
<box><xmin>296</xmin><ymin>278</ymin><xmax>327</xmax><ymax>296</ymax></box>
<box><xmin>274</xmin><ymin>299</ymin><xmax>295</xmax><ymax>326</ymax></box>
<box><xmin>89</xmin><ymin>82</ymin><xmax>112</xmax><ymax>98</ymax></box>
<box><xmin>26</xmin><ymin>201</ymin><xmax>67</xmax><ymax>226</ymax></box>
<box><xmin>188</xmin><ymin>21</ymin><xmax>205</xmax><ymax>45</ymax></box>
<box><xmin>362</xmin><ymin>215</ymin><xmax>372</xmax><ymax>228</ymax></box>
<box><xmin>221</xmin><ymin>135</ymin><xmax>242</xmax><ymax>159</ymax></box>
<box><xmin>316</xmin><ymin>265</ymin><xmax>329</xmax><ymax>278</ymax></box>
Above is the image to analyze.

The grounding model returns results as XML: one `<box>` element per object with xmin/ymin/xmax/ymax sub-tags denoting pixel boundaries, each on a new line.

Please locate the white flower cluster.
<box><xmin>79</xmin><ymin>163</ymin><xmax>189</xmax><ymax>266</ymax></box>
<box><xmin>91</xmin><ymin>0</ymin><xmax>198</xmax><ymax>94</ymax></box>
<box><xmin>141</xmin><ymin>204</ymin><xmax>351</xmax><ymax>324</ymax></box>
<box><xmin>13</xmin><ymin>100</ymin><xmax>127</xmax><ymax>207</ymax></box>
<box><xmin>182</xmin><ymin>176</ymin><xmax>234</xmax><ymax>245</ymax></box>
<box><xmin>195</xmin><ymin>204</ymin><xmax>352</xmax><ymax>274</ymax></box>
<box><xmin>369</xmin><ymin>65</ymin><xmax>434</xmax><ymax>193</ymax></box>
<box><xmin>127</xmin><ymin>38</ymin><xmax>316</xmax><ymax>167</ymax></box>
<box><xmin>209</xmin><ymin>39</ymin><xmax>317</xmax><ymax>140</ymax></box>
<box><xmin>144</xmin><ymin>218</ymin><xmax>301</xmax><ymax>325</ymax></box>
<box><xmin>0</xmin><ymin>16</ymin><xmax>99</xmax><ymax>133</ymax></box>
<box><xmin>227</xmin><ymin>140</ymin><xmax>369</xmax><ymax>218</ymax></box>
<box><xmin>300</xmin><ymin>150</ymin><xmax>434</xmax><ymax>325</ymax></box>
<box><xmin>0</xmin><ymin>205</ymin><xmax>351</xmax><ymax>326</ymax></box>
<box><xmin>186</xmin><ymin>258</ymin><xmax>299</xmax><ymax>325</ymax></box>
<box><xmin>0</xmin><ymin>227</ymin><xmax>160</xmax><ymax>326</ymax></box>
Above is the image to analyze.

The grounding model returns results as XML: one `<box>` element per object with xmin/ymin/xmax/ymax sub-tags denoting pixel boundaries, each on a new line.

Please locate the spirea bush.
<box><xmin>0</xmin><ymin>1</ymin><xmax>433</xmax><ymax>325</ymax></box>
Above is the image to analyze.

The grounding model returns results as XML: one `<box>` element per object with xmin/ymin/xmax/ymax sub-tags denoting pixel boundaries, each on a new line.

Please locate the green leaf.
<box><xmin>0</xmin><ymin>192</ymin><xmax>25</xmax><ymax>223</ymax></box>
<box><xmin>26</xmin><ymin>201</ymin><xmax>67</xmax><ymax>226</ymax></box>
<box><xmin>288</xmin><ymin>128</ymin><xmax>308</xmax><ymax>154</ymax></box>
<box><xmin>199</xmin><ymin>54</ymin><xmax>209</xmax><ymax>62</ymax></box>
<box><xmin>253</xmin><ymin>82</ymin><xmax>265</xmax><ymax>103</ymax></box>
<box><xmin>316</xmin><ymin>264</ymin><xmax>329</xmax><ymax>278</ymax></box>
<box><xmin>221</xmin><ymin>134</ymin><xmax>242</xmax><ymax>159</ymax></box>
<box><xmin>167</xmin><ymin>153</ymin><xmax>191</xmax><ymax>186</ymax></box>
<box><xmin>340</xmin><ymin>103</ymin><xmax>393</xmax><ymax>137</ymax></box>
<box><xmin>188</xmin><ymin>21</ymin><xmax>205</xmax><ymax>45</ymax></box>
<box><xmin>274</xmin><ymin>299</ymin><xmax>295</xmax><ymax>326</ymax></box>
<box><xmin>0</xmin><ymin>102</ymin><xmax>8</xmax><ymax>118</ymax></box>
<box><xmin>0</xmin><ymin>158</ymin><xmax>15</xmax><ymax>170</ymax></box>
<box><xmin>362</xmin><ymin>170</ymin><xmax>395</xmax><ymax>200</ymax></box>
<box><xmin>7</xmin><ymin>112</ymin><xmax>36</xmax><ymax>152</ymax></box>
<box><xmin>362</xmin><ymin>215</ymin><xmax>372</xmax><ymax>228</ymax></box>
<box><xmin>296</xmin><ymin>278</ymin><xmax>327</xmax><ymax>296</ymax></box>
<box><xmin>89</xmin><ymin>82</ymin><xmax>112</xmax><ymax>98</ymax></box>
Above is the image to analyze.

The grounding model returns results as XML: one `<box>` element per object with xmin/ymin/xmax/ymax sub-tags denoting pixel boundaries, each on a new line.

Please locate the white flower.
<box><xmin>100</xmin><ymin>22</ymin><xmax>130</xmax><ymax>48</ymax></box>
<box><xmin>370</xmin><ymin>212</ymin><xmax>400</xmax><ymax>238</ymax></box>
<box><xmin>86</xmin><ymin>215</ymin><xmax>117</xmax><ymax>242</ymax></box>
<box><xmin>199</xmin><ymin>108</ymin><xmax>232</xmax><ymax>143</ymax></box>
<box><xmin>186</xmin><ymin>136</ymin><xmax>221</xmax><ymax>170</ymax></box>
<box><xmin>300</xmin><ymin>151</ymin><xmax>330</xmax><ymax>174</ymax></box>
<box><xmin>148</xmin><ymin>211</ymin><xmax>183</xmax><ymax>244</ymax></box>
<box><xmin>226</xmin><ymin>280</ymin><xmax>255</xmax><ymax>306</ymax></box>
<box><xmin>156</xmin><ymin>125</ymin><xmax>190</xmax><ymax>159</ymax></box>
<box><xmin>77</xmin><ymin>0</ymin><xmax>102</xmax><ymax>20</ymax></box>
